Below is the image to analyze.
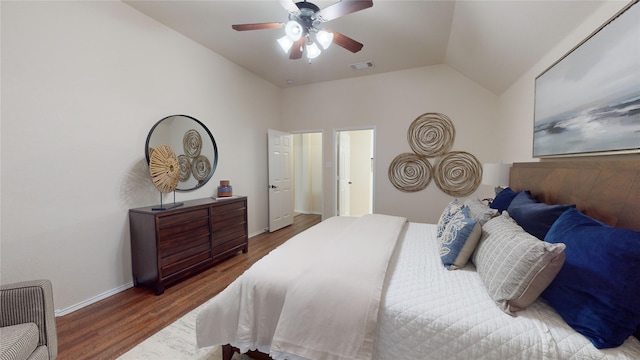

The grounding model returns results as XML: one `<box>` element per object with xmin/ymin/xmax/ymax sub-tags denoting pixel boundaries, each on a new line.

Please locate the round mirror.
<box><xmin>145</xmin><ymin>115</ymin><xmax>218</xmax><ymax>191</ymax></box>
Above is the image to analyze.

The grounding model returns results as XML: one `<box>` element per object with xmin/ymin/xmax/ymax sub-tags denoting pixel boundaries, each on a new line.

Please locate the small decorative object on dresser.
<box><xmin>217</xmin><ymin>180</ymin><xmax>232</xmax><ymax>197</ymax></box>
<box><xmin>129</xmin><ymin>196</ymin><xmax>248</xmax><ymax>295</ymax></box>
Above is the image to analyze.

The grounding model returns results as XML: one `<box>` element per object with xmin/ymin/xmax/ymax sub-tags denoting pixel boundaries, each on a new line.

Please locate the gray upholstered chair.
<box><xmin>0</xmin><ymin>280</ymin><xmax>57</xmax><ymax>360</ymax></box>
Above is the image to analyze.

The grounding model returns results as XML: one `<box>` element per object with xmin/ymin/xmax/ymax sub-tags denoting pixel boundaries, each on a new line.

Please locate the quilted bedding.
<box><xmin>197</xmin><ymin>217</ymin><xmax>640</xmax><ymax>360</ymax></box>
<box><xmin>376</xmin><ymin>222</ymin><xmax>640</xmax><ymax>360</ymax></box>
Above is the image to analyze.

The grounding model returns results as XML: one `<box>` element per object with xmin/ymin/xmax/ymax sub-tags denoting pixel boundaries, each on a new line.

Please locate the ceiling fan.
<box><xmin>232</xmin><ymin>0</ymin><xmax>373</xmax><ymax>60</ymax></box>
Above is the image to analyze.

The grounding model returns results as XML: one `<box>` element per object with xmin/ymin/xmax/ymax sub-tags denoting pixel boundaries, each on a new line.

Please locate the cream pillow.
<box><xmin>472</xmin><ymin>212</ymin><xmax>566</xmax><ymax>315</ymax></box>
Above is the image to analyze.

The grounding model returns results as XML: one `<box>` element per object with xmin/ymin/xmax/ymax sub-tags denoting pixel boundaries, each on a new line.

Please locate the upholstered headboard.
<box><xmin>509</xmin><ymin>159</ymin><xmax>640</xmax><ymax>231</ymax></box>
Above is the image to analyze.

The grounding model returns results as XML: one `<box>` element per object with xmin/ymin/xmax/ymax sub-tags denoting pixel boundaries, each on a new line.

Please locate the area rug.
<box><xmin>117</xmin><ymin>298</ymin><xmax>252</xmax><ymax>360</ymax></box>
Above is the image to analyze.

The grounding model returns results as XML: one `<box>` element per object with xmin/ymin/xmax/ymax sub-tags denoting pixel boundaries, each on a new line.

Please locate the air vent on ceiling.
<box><xmin>350</xmin><ymin>61</ymin><xmax>374</xmax><ymax>70</ymax></box>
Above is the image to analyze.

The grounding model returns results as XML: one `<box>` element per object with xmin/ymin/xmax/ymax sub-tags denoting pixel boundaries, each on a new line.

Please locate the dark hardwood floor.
<box><xmin>56</xmin><ymin>214</ymin><xmax>321</xmax><ymax>360</ymax></box>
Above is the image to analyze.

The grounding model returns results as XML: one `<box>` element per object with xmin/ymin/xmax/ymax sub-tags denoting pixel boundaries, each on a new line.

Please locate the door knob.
<box><xmin>269</xmin><ymin>185</ymin><xmax>278</xmax><ymax>189</ymax></box>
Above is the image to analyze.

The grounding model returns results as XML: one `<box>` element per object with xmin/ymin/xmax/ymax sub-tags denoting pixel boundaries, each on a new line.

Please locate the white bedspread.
<box><xmin>196</xmin><ymin>214</ymin><xmax>406</xmax><ymax>360</ymax></box>
<box><xmin>376</xmin><ymin>222</ymin><xmax>640</xmax><ymax>360</ymax></box>
<box><xmin>197</xmin><ymin>219</ymin><xmax>640</xmax><ymax>360</ymax></box>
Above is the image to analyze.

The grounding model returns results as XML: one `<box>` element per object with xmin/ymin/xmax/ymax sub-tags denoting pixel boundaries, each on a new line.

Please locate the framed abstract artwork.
<box><xmin>533</xmin><ymin>0</ymin><xmax>640</xmax><ymax>157</ymax></box>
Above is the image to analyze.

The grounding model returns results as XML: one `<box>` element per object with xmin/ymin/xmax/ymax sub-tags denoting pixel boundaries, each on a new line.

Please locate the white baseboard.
<box><xmin>249</xmin><ymin>228</ymin><xmax>267</xmax><ymax>238</ymax></box>
<box><xmin>55</xmin><ymin>282</ymin><xmax>134</xmax><ymax>317</ymax></box>
<box><xmin>294</xmin><ymin>210</ymin><xmax>321</xmax><ymax>215</ymax></box>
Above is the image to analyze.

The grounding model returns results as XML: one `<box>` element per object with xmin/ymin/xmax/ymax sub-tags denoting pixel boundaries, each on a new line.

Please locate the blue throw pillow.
<box><xmin>489</xmin><ymin>187</ymin><xmax>518</xmax><ymax>212</ymax></box>
<box><xmin>542</xmin><ymin>208</ymin><xmax>640</xmax><ymax>349</ymax></box>
<box><xmin>439</xmin><ymin>206</ymin><xmax>481</xmax><ymax>270</ymax></box>
<box><xmin>507</xmin><ymin>191</ymin><xmax>575</xmax><ymax>240</ymax></box>
<box><xmin>437</xmin><ymin>199</ymin><xmax>461</xmax><ymax>241</ymax></box>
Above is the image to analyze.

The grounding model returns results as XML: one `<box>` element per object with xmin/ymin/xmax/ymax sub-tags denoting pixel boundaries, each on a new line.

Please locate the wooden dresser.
<box><xmin>129</xmin><ymin>196</ymin><xmax>248</xmax><ymax>294</ymax></box>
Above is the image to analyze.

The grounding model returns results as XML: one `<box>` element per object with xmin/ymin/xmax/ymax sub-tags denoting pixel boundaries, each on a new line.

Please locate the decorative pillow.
<box><xmin>489</xmin><ymin>187</ymin><xmax>519</xmax><ymax>212</ymax></box>
<box><xmin>439</xmin><ymin>206</ymin><xmax>482</xmax><ymax>270</ymax></box>
<box><xmin>507</xmin><ymin>191</ymin><xmax>575</xmax><ymax>240</ymax></box>
<box><xmin>464</xmin><ymin>197</ymin><xmax>498</xmax><ymax>226</ymax></box>
<box><xmin>436</xmin><ymin>199</ymin><xmax>461</xmax><ymax>241</ymax></box>
<box><xmin>472</xmin><ymin>212</ymin><xmax>566</xmax><ymax>315</ymax></box>
<box><xmin>542</xmin><ymin>208</ymin><xmax>640</xmax><ymax>349</ymax></box>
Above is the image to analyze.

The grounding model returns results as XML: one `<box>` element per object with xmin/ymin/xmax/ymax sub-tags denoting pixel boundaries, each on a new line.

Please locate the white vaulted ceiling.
<box><xmin>123</xmin><ymin>0</ymin><xmax>609</xmax><ymax>94</ymax></box>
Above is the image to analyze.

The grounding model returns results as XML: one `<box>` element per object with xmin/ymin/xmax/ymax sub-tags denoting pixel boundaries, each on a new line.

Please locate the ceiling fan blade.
<box><xmin>289</xmin><ymin>37</ymin><xmax>306</xmax><ymax>59</ymax></box>
<box><xmin>329</xmin><ymin>30</ymin><xmax>364</xmax><ymax>53</ymax></box>
<box><xmin>232</xmin><ymin>22</ymin><xmax>284</xmax><ymax>31</ymax></box>
<box><xmin>318</xmin><ymin>0</ymin><xmax>373</xmax><ymax>22</ymax></box>
<box><xmin>279</xmin><ymin>0</ymin><xmax>300</xmax><ymax>14</ymax></box>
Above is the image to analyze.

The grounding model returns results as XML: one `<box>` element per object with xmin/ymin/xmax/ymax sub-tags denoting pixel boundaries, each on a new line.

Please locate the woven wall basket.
<box><xmin>388</xmin><ymin>153</ymin><xmax>433</xmax><ymax>192</ymax></box>
<box><xmin>191</xmin><ymin>155</ymin><xmax>212</xmax><ymax>181</ymax></box>
<box><xmin>433</xmin><ymin>151</ymin><xmax>482</xmax><ymax>197</ymax></box>
<box><xmin>407</xmin><ymin>112</ymin><xmax>455</xmax><ymax>157</ymax></box>
<box><xmin>149</xmin><ymin>144</ymin><xmax>180</xmax><ymax>193</ymax></box>
<box><xmin>183</xmin><ymin>129</ymin><xmax>202</xmax><ymax>158</ymax></box>
<box><xmin>177</xmin><ymin>154</ymin><xmax>191</xmax><ymax>182</ymax></box>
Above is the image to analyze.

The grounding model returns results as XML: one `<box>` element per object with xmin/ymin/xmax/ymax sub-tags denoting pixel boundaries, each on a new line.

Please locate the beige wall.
<box><xmin>1</xmin><ymin>1</ymin><xmax>280</xmax><ymax>313</ymax></box>
<box><xmin>282</xmin><ymin>65</ymin><xmax>500</xmax><ymax>223</ymax></box>
<box><xmin>2</xmin><ymin>0</ymin><xmax>635</xmax><ymax>316</ymax></box>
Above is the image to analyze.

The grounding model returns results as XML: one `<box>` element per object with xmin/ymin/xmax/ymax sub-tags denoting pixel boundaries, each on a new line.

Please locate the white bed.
<box><xmin>196</xmin><ymin>160</ymin><xmax>640</xmax><ymax>360</ymax></box>
<box><xmin>196</xmin><ymin>216</ymin><xmax>640</xmax><ymax>359</ymax></box>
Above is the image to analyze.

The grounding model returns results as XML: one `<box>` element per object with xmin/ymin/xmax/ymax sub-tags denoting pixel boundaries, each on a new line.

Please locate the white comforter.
<box><xmin>197</xmin><ymin>214</ymin><xmax>406</xmax><ymax>360</ymax></box>
<box><xmin>197</xmin><ymin>218</ymin><xmax>640</xmax><ymax>360</ymax></box>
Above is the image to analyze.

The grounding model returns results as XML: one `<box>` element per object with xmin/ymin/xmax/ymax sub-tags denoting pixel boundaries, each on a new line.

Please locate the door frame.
<box><xmin>333</xmin><ymin>126</ymin><xmax>376</xmax><ymax>217</ymax></box>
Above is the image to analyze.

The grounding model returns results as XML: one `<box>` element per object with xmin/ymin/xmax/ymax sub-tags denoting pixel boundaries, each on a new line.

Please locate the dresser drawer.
<box><xmin>213</xmin><ymin>222</ymin><xmax>246</xmax><ymax>245</ymax></box>
<box><xmin>158</xmin><ymin>210</ymin><xmax>210</xmax><ymax>239</ymax></box>
<box><xmin>161</xmin><ymin>247</ymin><xmax>211</xmax><ymax>279</ymax></box>
<box><xmin>158</xmin><ymin>218</ymin><xmax>210</xmax><ymax>249</ymax></box>
<box><xmin>213</xmin><ymin>235</ymin><xmax>247</xmax><ymax>256</ymax></box>
<box><xmin>159</xmin><ymin>229</ymin><xmax>211</xmax><ymax>258</ymax></box>
<box><xmin>158</xmin><ymin>208</ymin><xmax>209</xmax><ymax>228</ymax></box>
<box><xmin>211</xmin><ymin>201</ymin><xmax>247</xmax><ymax>225</ymax></box>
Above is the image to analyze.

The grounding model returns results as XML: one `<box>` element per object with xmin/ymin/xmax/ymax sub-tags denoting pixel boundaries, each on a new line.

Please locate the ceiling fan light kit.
<box><xmin>316</xmin><ymin>30</ymin><xmax>334</xmax><ymax>49</ymax></box>
<box><xmin>232</xmin><ymin>0</ymin><xmax>373</xmax><ymax>60</ymax></box>
<box><xmin>306</xmin><ymin>41</ymin><xmax>322</xmax><ymax>59</ymax></box>
<box><xmin>278</xmin><ymin>36</ymin><xmax>294</xmax><ymax>53</ymax></box>
<box><xmin>285</xmin><ymin>20</ymin><xmax>303</xmax><ymax>41</ymax></box>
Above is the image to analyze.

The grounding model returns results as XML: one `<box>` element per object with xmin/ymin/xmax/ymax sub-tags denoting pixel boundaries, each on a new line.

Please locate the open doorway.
<box><xmin>335</xmin><ymin>128</ymin><xmax>374</xmax><ymax>216</ymax></box>
<box><xmin>292</xmin><ymin>132</ymin><xmax>323</xmax><ymax>216</ymax></box>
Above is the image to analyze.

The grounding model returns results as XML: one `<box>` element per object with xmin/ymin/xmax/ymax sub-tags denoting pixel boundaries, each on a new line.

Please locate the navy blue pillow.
<box><xmin>507</xmin><ymin>191</ymin><xmax>575</xmax><ymax>240</ymax></box>
<box><xmin>489</xmin><ymin>187</ymin><xmax>519</xmax><ymax>212</ymax></box>
<box><xmin>542</xmin><ymin>208</ymin><xmax>640</xmax><ymax>349</ymax></box>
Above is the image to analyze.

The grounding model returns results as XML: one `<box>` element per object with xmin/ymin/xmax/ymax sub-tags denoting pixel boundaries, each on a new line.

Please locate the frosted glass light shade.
<box><xmin>306</xmin><ymin>42</ymin><xmax>321</xmax><ymax>59</ymax></box>
<box><xmin>316</xmin><ymin>30</ymin><xmax>333</xmax><ymax>49</ymax></box>
<box><xmin>285</xmin><ymin>21</ymin><xmax>303</xmax><ymax>41</ymax></box>
<box><xmin>277</xmin><ymin>36</ymin><xmax>293</xmax><ymax>53</ymax></box>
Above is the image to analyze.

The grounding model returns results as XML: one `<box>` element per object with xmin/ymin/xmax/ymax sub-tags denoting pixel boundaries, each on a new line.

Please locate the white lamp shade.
<box><xmin>306</xmin><ymin>42</ymin><xmax>321</xmax><ymax>59</ymax></box>
<box><xmin>316</xmin><ymin>30</ymin><xmax>333</xmax><ymax>49</ymax></box>
<box><xmin>481</xmin><ymin>163</ymin><xmax>511</xmax><ymax>186</ymax></box>
<box><xmin>285</xmin><ymin>21</ymin><xmax>303</xmax><ymax>41</ymax></box>
<box><xmin>277</xmin><ymin>36</ymin><xmax>293</xmax><ymax>53</ymax></box>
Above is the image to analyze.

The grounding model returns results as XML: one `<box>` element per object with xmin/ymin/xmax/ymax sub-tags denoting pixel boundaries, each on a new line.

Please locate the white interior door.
<box><xmin>338</xmin><ymin>132</ymin><xmax>351</xmax><ymax>216</ymax></box>
<box><xmin>268</xmin><ymin>129</ymin><xmax>294</xmax><ymax>232</ymax></box>
<box><xmin>336</xmin><ymin>128</ymin><xmax>375</xmax><ymax>217</ymax></box>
